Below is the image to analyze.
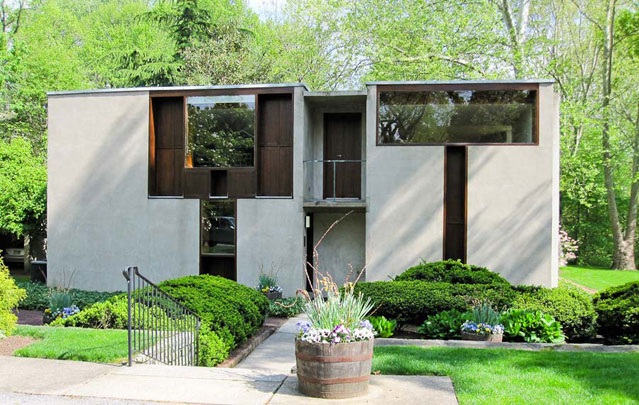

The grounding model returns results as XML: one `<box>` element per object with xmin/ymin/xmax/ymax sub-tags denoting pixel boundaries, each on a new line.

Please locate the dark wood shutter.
<box><xmin>444</xmin><ymin>146</ymin><xmax>467</xmax><ymax>262</ymax></box>
<box><xmin>257</xmin><ymin>94</ymin><xmax>293</xmax><ymax>196</ymax></box>
<box><xmin>323</xmin><ymin>113</ymin><xmax>362</xmax><ymax>199</ymax></box>
<box><xmin>150</xmin><ymin>97</ymin><xmax>184</xmax><ymax>196</ymax></box>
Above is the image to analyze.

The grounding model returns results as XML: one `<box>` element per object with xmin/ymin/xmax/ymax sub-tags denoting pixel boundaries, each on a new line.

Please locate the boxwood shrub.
<box><xmin>512</xmin><ymin>285</ymin><xmax>597</xmax><ymax>342</ymax></box>
<box><xmin>353</xmin><ymin>280</ymin><xmax>517</xmax><ymax>326</ymax></box>
<box><xmin>394</xmin><ymin>260</ymin><xmax>510</xmax><ymax>286</ymax></box>
<box><xmin>593</xmin><ymin>281</ymin><xmax>639</xmax><ymax>344</ymax></box>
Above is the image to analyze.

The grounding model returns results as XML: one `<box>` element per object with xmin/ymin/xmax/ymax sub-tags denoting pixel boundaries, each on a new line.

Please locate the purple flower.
<box><xmin>296</xmin><ymin>320</ymin><xmax>312</xmax><ymax>334</ymax></box>
<box><xmin>332</xmin><ymin>324</ymin><xmax>350</xmax><ymax>335</ymax></box>
<box><xmin>360</xmin><ymin>320</ymin><xmax>373</xmax><ymax>330</ymax></box>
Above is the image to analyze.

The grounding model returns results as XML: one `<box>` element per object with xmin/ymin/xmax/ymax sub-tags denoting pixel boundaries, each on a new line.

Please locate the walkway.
<box><xmin>0</xmin><ymin>317</ymin><xmax>458</xmax><ymax>404</ymax></box>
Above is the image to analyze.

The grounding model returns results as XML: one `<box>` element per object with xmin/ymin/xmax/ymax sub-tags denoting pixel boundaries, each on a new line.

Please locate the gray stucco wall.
<box><xmin>47</xmin><ymin>92</ymin><xmax>199</xmax><ymax>291</ymax></box>
<box><xmin>313</xmin><ymin>212</ymin><xmax>365</xmax><ymax>287</ymax></box>
<box><xmin>365</xmin><ymin>85</ymin><xmax>445</xmax><ymax>280</ymax></box>
<box><xmin>467</xmin><ymin>84</ymin><xmax>559</xmax><ymax>286</ymax></box>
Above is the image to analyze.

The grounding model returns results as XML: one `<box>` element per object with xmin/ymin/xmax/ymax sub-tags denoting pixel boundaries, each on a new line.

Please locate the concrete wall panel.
<box><xmin>47</xmin><ymin>92</ymin><xmax>199</xmax><ymax>291</ymax></box>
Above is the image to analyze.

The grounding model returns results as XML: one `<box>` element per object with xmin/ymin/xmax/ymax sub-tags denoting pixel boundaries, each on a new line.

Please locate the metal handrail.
<box><xmin>123</xmin><ymin>266</ymin><xmax>201</xmax><ymax>367</ymax></box>
<box><xmin>303</xmin><ymin>159</ymin><xmax>366</xmax><ymax>200</ymax></box>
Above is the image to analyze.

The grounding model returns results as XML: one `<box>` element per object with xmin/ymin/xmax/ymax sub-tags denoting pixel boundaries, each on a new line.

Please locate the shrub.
<box><xmin>418</xmin><ymin>309</ymin><xmax>471</xmax><ymax>340</ymax></box>
<box><xmin>500</xmin><ymin>309</ymin><xmax>564</xmax><ymax>343</ymax></box>
<box><xmin>368</xmin><ymin>316</ymin><xmax>396</xmax><ymax>338</ymax></box>
<box><xmin>0</xmin><ymin>257</ymin><xmax>26</xmax><ymax>337</ymax></box>
<box><xmin>51</xmin><ymin>295</ymin><xmax>128</xmax><ymax>329</ymax></box>
<box><xmin>394</xmin><ymin>260</ymin><xmax>510</xmax><ymax>286</ymax></box>
<box><xmin>159</xmin><ymin>275</ymin><xmax>269</xmax><ymax>365</ymax></box>
<box><xmin>354</xmin><ymin>280</ymin><xmax>517</xmax><ymax>326</ymax></box>
<box><xmin>593</xmin><ymin>281</ymin><xmax>639</xmax><ymax>344</ymax></box>
<box><xmin>512</xmin><ymin>286</ymin><xmax>597</xmax><ymax>342</ymax></box>
<box><xmin>268</xmin><ymin>297</ymin><xmax>304</xmax><ymax>318</ymax></box>
<box><xmin>15</xmin><ymin>280</ymin><xmax>119</xmax><ymax>311</ymax></box>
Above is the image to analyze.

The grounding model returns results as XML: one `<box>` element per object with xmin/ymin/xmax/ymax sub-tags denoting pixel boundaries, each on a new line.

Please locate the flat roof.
<box><xmin>47</xmin><ymin>79</ymin><xmax>555</xmax><ymax>97</ymax></box>
<box><xmin>47</xmin><ymin>83</ymin><xmax>310</xmax><ymax>97</ymax></box>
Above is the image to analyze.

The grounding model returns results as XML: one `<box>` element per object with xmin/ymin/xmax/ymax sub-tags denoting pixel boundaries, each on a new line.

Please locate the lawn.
<box><xmin>560</xmin><ymin>265</ymin><xmax>639</xmax><ymax>292</ymax></box>
<box><xmin>373</xmin><ymin>346</ymin><xmax>639</xmax><ymax>405</ymax></box>
<box><xmin>13</xmin><ymin>325</ymin><xmax>129</xmax><ymax>363</ymax></box>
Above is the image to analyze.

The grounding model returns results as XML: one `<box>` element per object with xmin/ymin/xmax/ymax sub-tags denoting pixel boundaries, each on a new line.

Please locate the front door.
<box><xmin>323</xmin><ymin>113</ymin><xmax>362</xmax><ymax>199</ymax></box>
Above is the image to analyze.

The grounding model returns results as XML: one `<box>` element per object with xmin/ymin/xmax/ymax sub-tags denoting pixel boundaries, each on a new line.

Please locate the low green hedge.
<box><xmin>512</xmin><ymin>285</ymin><xmax>597</xmax><ymax>342</ymax></box>
<box><xmin>354</xmin><ymin>280</ymin><xmax>517</xmax><ymax>326</ymax></box>
<box><xmin>15</xmin><ymin>280</ymin><xmax>119</xmax><ymax>311</ymax></box>
<box><xmin>394</xmin><ymin>260</ymin><xmax>510</xmax><ymax>286</ymax></box>
<box><xmin>593</xmin><ymin>281</ymin><xmax>639</xmax><ymax>344</ymax></box>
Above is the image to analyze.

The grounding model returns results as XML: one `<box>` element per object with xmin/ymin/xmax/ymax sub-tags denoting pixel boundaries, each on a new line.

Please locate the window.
<box><xmin>378</xmin><ymin>89</ymin><xmax>536</xmax><ymax>144</ymax></box>
<box><xmin>201</xmin><ymin>200</ymin><xmax>236</xmax><ymax>280</ymax></box>
<box><xmin>186</xmin><ymin>95</ymin><xmax>255</xmax><ymax>168</ymax></box>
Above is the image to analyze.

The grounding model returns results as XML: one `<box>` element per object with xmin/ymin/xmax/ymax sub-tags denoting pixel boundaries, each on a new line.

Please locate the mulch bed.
<box><xmin>13</xmin><ymin>309</ymin><xmax>44</xmax><ymax>326</ymax></box>
<box><xmin>0</xmin><ymin>336</ymin><xmax>37</xmax><ymax>356</ymax></box>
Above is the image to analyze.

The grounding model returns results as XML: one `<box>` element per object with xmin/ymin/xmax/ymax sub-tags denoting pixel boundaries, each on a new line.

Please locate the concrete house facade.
<box><xmin>47</xmin><ymin>80</ymin><xmax>560</xmax><ymax>294</ymax></box>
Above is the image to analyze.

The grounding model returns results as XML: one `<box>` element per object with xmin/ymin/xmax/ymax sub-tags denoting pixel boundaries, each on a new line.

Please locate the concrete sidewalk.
<box><xmin>0</xmin><ymin>317</ymin><xmax>458</xmax><ymax>404</ymax></box>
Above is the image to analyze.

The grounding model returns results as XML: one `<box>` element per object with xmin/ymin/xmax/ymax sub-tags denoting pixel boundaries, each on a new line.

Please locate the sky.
<box><xmin>244</xmin><ymin>0</ymin><xmax>286</xmax><ymax>21</ymax></box>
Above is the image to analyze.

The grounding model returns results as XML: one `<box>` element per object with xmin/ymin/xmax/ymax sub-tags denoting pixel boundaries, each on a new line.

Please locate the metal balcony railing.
<box><xmin>304</xmin><ymin>159</ymin><xmax>365</xmax><ymax>200</ymax></box>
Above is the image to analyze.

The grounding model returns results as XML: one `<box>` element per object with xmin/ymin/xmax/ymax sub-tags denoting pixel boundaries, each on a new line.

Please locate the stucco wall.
<box><xmin>313</xmin><ymin>212</ymin><xmax>365</xmax><ymax>287</ymax></box>
<box><xmin>467</xmin><ymin>84</ymin><xmax>559</xmax><ymax>286</ymax></box>
<box><xmin>365</xmin><ymin>85</ymin><xmax>445</xmax><ymax>280</ymax></box>
<box><xmin>47</xmin><ymin>92</ymin><xmax>199</xmax><ymax>291</ymax></box>
<box><xmin>235</xmin><ymin>87</ymin><xmax>307</xmax><ymax>296</ymax></box>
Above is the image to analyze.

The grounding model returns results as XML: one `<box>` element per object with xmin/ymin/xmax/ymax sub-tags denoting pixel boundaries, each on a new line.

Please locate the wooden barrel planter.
<box><xmin>461</xmin><ymin>332</ymin><xmax>503</xmax><ymax>342</ymax></box>
<box><xmin>263</xmin><ymin>291</ymin><xmax>282</xmax><ymax>301</ymax></box>
<box><xmin>295</xmin><ymin>339</ymin><xmax>373</xmax><ymax>399</ymax></box>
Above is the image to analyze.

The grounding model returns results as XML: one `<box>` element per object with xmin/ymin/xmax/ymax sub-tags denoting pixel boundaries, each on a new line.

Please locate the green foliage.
<box><xmin>470</xmin><ymin>302</ymin><xmax>501</xmax><ymax>326</ymax></box>
<box><xmin>394</xmin><ymin>260</ymin><xmax>510</xmax><ymax>286</ymax></box>
<box><xmin>49</xmin><ymin>290</ymin><xmax>72</xmax><ymax>312</ymax></box>
<box><xmin>268</xmin><ymin>297</ymin><xmax>304</xmax><ymax>318</ymax></box>
<box><xmin>368</xmin><ymin>315</ymin><xmax>396</xmax><ymax>338</ymax></box>
<box><xmin>257</xmin><ymin>273</ymin><xmax>278</xmax><ymax>290</ymax></box>
<box><xmin>51</xmin><ymin>296</ymin><xmax>128</xmax><ymax>329</ymax></box>
<box><xmin>512</xmin><ymin>286</ymin><xmax>597</xmax><ymax>342</ymax></box>
<box><xmin>418</xmin><ymin>309</ymin><xmax>472</xmax><ymax>340</ymax></box>
<box><xmin>198</xmin><ymin>323</ymin><xmax>230</xmax><ymax>367</ymax></box>
<box><xmin>303</xmin><ymin>279</ymin><xmax>373</xmax><ymax>330</ymax></box>
<box><xmin>15</xmin><ymin>280</ymin><xmax>120</xmax><ymax>311</ymax></box>
<box><xmin>500</xmin><ymin>309</ymin><xmax>565</xmax><ymax>343</ymax></box>
<box><xmin>159</xmin><ymin>275</ymin><xmax>268</xmax><ymax>366</ymax></box>
<box><xmin>0</xmin><ymin>137</ymin><xmax>47</xmax><ymax>236</ymax></box>
<box><xmin>593</xmin><ymin>281</ymin><xmax>639</xmax><ymax>344</ymax></box>
<box><xmin>0</xmin><ymin>256</ymin><xmax>26</xmax><ymax>337</ymax></box>
<box><xmin>353</xmin><ymin>280</ymin><xmax>517</xmax><ymax>327</ymax></box>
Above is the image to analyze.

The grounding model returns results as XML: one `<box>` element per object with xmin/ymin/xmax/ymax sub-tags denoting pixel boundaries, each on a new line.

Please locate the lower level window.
<box><xmin>201</xmin><ymin>201</ymin><xmax>236</xmax><ymax>280</ymax></box>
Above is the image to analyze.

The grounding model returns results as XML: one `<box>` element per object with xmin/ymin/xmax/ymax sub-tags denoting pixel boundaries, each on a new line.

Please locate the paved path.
<box><xmin>0</xmin><ymin>317</ymin><xmax>458</xmax><ymax>404</ymax></box>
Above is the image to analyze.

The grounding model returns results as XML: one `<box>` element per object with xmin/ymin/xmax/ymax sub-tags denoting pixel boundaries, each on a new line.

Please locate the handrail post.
<box><xmin>332</xmin><ymin>161</ymin><xmax>336</xmax><ymax>200</ymax></box>
<box><xmin>125</xmin><ymin>267</ymin><xmax>133</xmax><ymax>367</ymax></box>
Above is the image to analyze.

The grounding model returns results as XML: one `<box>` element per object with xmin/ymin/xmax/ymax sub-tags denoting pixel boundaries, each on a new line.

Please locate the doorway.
<box><xmin>323</xmin><ymin>113</ymin><xmax>362</xmax><ymax>199</ymax></box>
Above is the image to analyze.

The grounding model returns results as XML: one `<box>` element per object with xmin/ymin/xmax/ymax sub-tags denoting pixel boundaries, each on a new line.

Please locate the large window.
<box><xmin>378</xmin><ymin>89</ymin><xmax>536</xmax><ymax>144</ymax></box>
<box><xmin>201</xmin><ymin>201</ymin><xmax>235</xmax><ymax>255</ymax></box>
<box><xmin>186</xmin><ymin>95</ymin><xmax>255</xmax><ymax>168</ymax></box>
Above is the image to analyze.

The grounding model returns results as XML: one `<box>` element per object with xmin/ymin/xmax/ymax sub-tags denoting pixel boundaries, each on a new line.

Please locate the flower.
<box><xmin>461</xmin><ymin>320</ymin><xmax>503</xmax><ymax>336</ymax></box>
<box><xmin>296</xmin><ymin>320</ymin><xmax>312</xmax><ymax>335</ymax></box>
<box><xmin>360</xmin><ymin>320</ymin><xmax>373</xmax><ymax>331</ymax></box>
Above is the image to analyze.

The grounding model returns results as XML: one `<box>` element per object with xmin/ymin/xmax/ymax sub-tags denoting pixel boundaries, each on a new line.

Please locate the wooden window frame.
<box><xmin>199</xmin><ymin>199</ymin><xmax>238</xmax><ymax>281</ymax></box>
<box><xmin>375</xmin><ymin>83</ymin><xmax>540</xmax><ymax>147</ymax></box>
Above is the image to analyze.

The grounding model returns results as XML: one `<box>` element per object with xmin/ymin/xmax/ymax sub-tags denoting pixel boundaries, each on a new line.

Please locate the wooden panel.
<box><xmin>444</xmin><ymin>146</ymin><xmax>467</xmax><ymax>262</ymax></box>
<box><xmin>184</xmin><ymin>169</ymin><xmax>210</xmax><ymax>199</ymax></box>
<box><xmin>211</xmin><ymin>170</ymin><xmax>228</xmax><ymax>197</ymax></box>
<box><xmin>323</xmin><ymin>113</ymin><xmax>362</xmax><ymax>199</ymax></box>
<box><xmin>155</xmin><ymin>149</ymin><xmax>183</xmax><ymax>196</ymax></box>
<box><xmin>153</xmin><ymin>97</ymin><xmax>184</xmax><ymax>149</ymax></box>
<box><xmin>257</xmin><ymin>94</ymin><xmax>293</xmax><ymax>196</ymax></box>
<box><xmin>228</xmin><ymin>168</ymin><xmax>256</xmax><ymax>198</ymax></box>
<box><xmin>150</xmin><ymin>97</ymin><xmax>184</xmax><ymax>196</ymax></box>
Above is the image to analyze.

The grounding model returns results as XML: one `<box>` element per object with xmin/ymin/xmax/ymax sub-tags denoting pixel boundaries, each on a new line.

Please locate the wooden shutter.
<box><xmin>150</xmin><ymin>97</ymin><xmax>184</xmax><ymax>196</ymax></box>
<box><xmin>257</xmin><ymin>94</ymin><xmax>293</xmax><ymax>196</ymax></box>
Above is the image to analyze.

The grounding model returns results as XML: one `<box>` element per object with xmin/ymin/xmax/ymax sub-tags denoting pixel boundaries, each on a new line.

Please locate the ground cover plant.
<box><xmin>14</xmin><ymin>279</ymin><xmax>119</xmax><ymax>311</ymax></box>
<box><xmin>13</xmin><ymin>325</ymin><xmax>128</xmax><ymax>363</ymax></box>
<box><xmin>268</xmin><ymin>297</ymin><xmax>304</xmax><ymax>318</ymax></box>
<box><xmin>500</xmin><ymin>309</ymin><xmax>564</xmax><ymax>343</ymax></box>
<box><xmin>560</xmin><ymin>266</ymin><xmax>639</xmax><ymax>292</ymax></box>
<box><xmin>367</xmin><ymin>316</ymin><xmax>396</xmax><ymax>338</ymax></box>
<box><xmin>373</xmin><ymin>346</ymin><xmax>639</xmax><ymax>404</ymax></box>
<box><xmin>593</xmin><ymin>281</ymin><xmax>639</xmax><ymax>344</ymax></box>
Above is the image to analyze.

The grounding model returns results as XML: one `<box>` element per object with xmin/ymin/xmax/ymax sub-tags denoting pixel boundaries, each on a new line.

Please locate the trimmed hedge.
<box><xmin>159</xmin><ymin>275</ymin><xmax>269</xmax><ymax>365</ymax></box>
<box><xmin>512</xmin><ymin>285</ymin><xmax>597</xmax><ymax>342</ymax></box>
<box><xmin>593</xmin><ymin>281</ymin><xmax>639</xmax><ymax>344</ymax></box>
<box><xmin>394</xmin><ymin>260</ymin><xmax>510</xmax><ymax>286</ymax></box>
<box><xmin>354</xmin><ymin>280</ymin><xmax>517</xmax><ymax>326</ymax></box>
<box><xmin>15</xmin><ymin>280</ymin><xmax>119</xmax><ymax>311</ymax></box>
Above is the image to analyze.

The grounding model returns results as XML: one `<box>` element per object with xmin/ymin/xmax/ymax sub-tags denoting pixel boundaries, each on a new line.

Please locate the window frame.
<box><xmin>375</xmin><ymin>83</ymin><xmax>540</xmax><ymax>147</ymax></box>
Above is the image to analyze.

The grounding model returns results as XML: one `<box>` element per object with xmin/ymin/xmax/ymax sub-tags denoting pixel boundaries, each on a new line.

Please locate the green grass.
<box><xmin>560</xmin><ymin>266</ymin><xmax>639</xmax><ymax>292</ymax></box>
<box><xmin>13</xmin><ymin>325</ymin><xmax>129</xmax><ymax>363</ymax></box>
<box><xmin>373</xmin><ymin>346</ymin><xmax>639</xmax><ymax>405</ymax></box>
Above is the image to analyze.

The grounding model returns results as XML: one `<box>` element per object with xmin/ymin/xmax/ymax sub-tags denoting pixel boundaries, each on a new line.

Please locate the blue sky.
<box><xmin>244</xmin><ymin>0</ymin><xmax>285</xmax><ymax>20</ymax></box>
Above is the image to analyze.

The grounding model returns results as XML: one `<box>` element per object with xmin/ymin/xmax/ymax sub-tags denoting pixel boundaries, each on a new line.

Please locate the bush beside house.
<box><xmin>593</xmin><ymin>281</ymin><xmax>639</xmax><ymax>344</ymax></box>
<box><xmin>394</xmin><ymin>259</ymin><xmax>510</xmax><ymax>286</ymax></box>
<box><xmin>0</xmin><ymin>257</ymin><xmax>26</xmax><ymax>337</ymax></box>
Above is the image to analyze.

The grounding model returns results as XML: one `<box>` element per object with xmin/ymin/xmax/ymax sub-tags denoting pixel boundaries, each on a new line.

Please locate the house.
<box><xmin>47</xmin><ymin>80</ymin><xmax>560</xmax><ymax>294</ymax></box>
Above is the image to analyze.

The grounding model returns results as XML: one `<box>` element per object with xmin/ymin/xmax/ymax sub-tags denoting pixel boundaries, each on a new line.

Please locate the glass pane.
<box><xmin>187</xmin><ymin>95</ymin><xmax>255</xmax><ymax>167</ymax></box>
<box><xmin>378</xmin><ymin>90</ymin><xmax>536</xmax><ymax>144</ymax></box>
<box><xmin>201</xmin><ymin>201</ymin><xmax>235</xmax><ymax>255</ymax></box>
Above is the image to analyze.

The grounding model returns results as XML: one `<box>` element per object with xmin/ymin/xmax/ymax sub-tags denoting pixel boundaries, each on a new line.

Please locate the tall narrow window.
<box><xmin>444</xmin><ymin>146</ymin><xmax>467</xmax><ymax>262</ymax></box>
<box><xmin>186</xmin><ymin>95</ymin><xmax>256</xmax><ymax>168</ymax></box>
<box><xmin>201</xmin><ymin>200</ymin><xmax>236</xmax><ymax>280</ymax></box>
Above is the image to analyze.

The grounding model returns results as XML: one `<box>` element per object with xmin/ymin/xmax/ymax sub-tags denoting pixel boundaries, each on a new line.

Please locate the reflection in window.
<box><xmin>378</xmin><ymin>90</ymin><xmax>536</xmax><ymax>144</ymax></box>
<box><xmin>201</xmin><ymin>201</ymin><xmax>235</xmax><ymax>255</ymax></box>
<box><xmin>187</xmin><ymin>95</ymin><xmax>255</xmax><ymax>167</ymax></box>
